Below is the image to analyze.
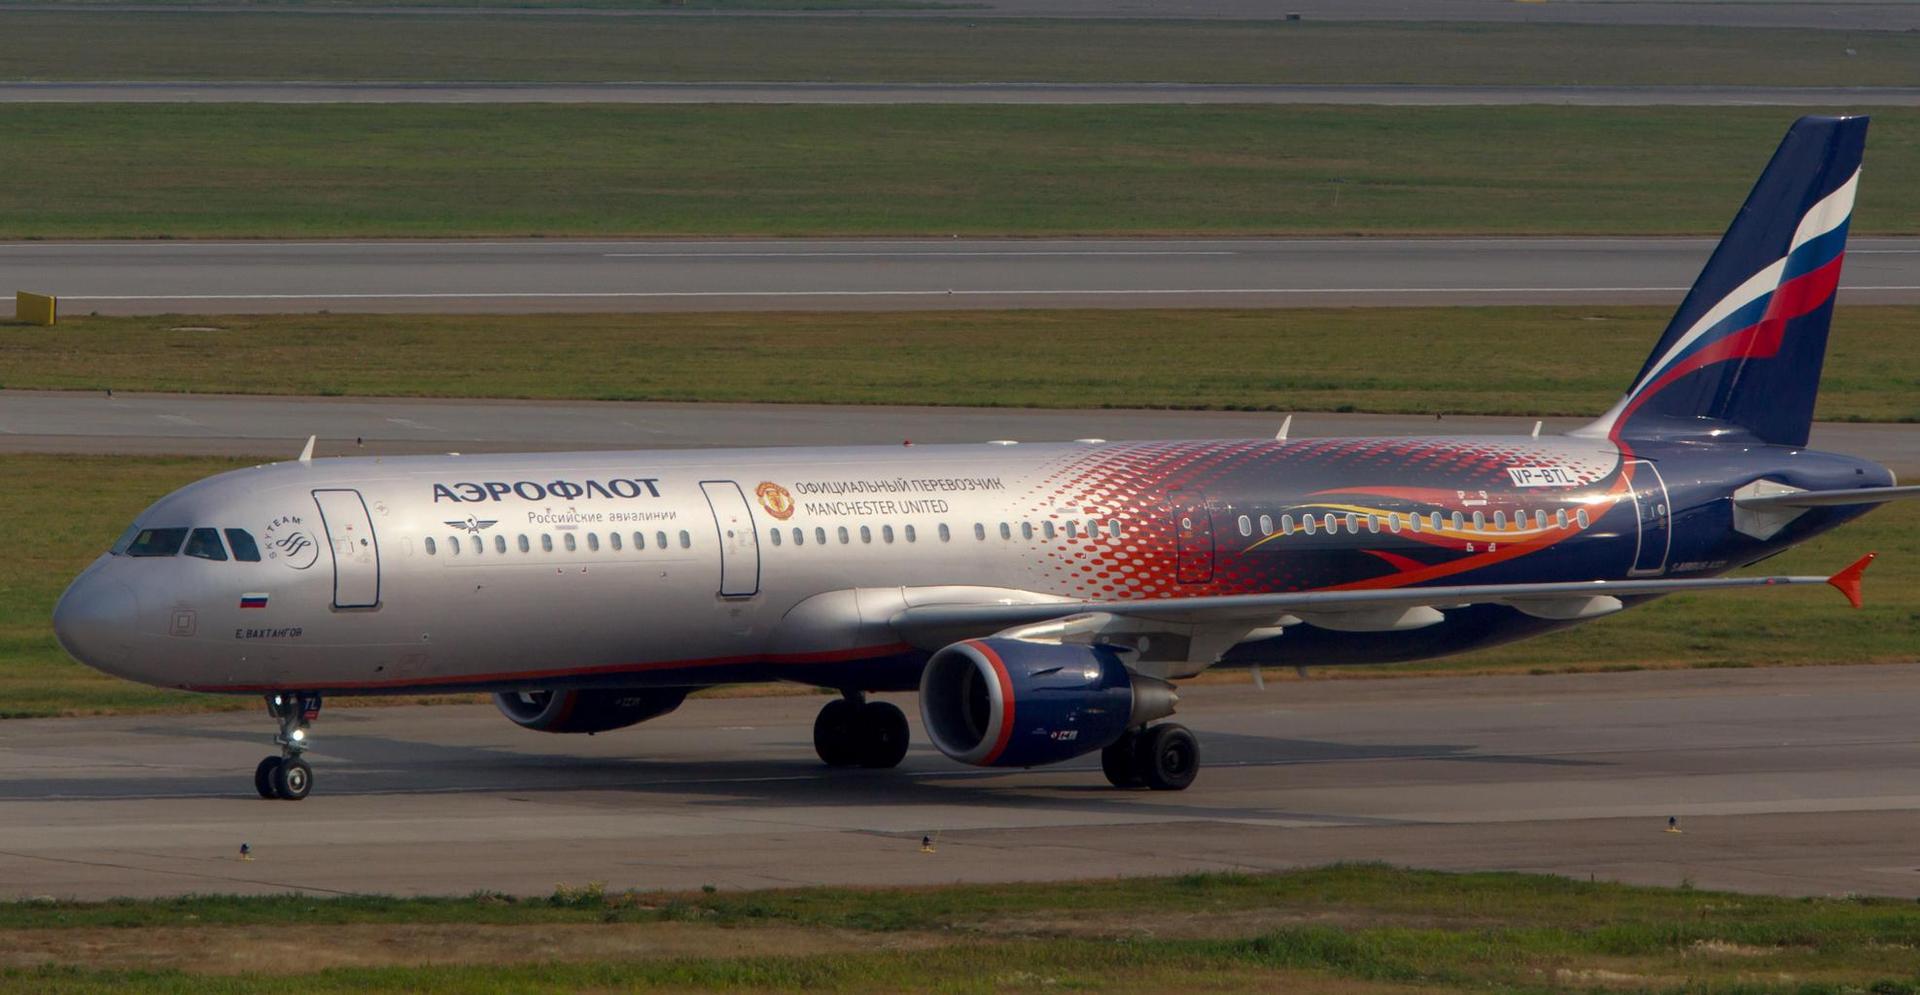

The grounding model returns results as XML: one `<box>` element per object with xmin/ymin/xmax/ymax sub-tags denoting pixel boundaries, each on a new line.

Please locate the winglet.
<box><xmin>1275</xmin><ymin>415</ymin><xmax>1292</xmax><ymax>442</ymax></box>
<box><xmin>297</xmin><ymin>435</ymin><xmax>316</xmax><ymax>463</ymax></box>
<box><xmin>1826</xmin><ymin>552</ymin><xmax>1876</xmax><ymax>609</ymax></box>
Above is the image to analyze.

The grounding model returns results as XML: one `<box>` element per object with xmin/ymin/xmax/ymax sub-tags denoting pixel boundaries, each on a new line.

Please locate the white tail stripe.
<box><xmin>1790</xmin><ymin>168</ymin><xmax>1860</xmax><ymax>252</ymax></box>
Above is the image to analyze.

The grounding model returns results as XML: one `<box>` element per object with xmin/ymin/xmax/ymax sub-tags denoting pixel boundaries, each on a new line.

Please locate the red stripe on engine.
<box><xmin>968</xmin><ymin>639</ymin><xmax>1018</xmax><ymax>765</ymax></box>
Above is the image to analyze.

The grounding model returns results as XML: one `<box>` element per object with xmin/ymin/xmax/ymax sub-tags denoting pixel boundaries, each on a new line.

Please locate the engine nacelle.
<box><xmin>918</xmin><ymin>638</ymin><xmax>1177</xmax><ymax>768</ymax></box>
<box><xmin>493</xmin><ymin>688</ymin><xmax>688</xmax><ymax>734</ymax></box>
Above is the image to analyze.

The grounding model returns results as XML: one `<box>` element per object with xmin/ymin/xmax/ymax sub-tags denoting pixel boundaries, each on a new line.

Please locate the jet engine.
<box><xmin>918</xmin><ymin>638</ymin><xmax>1176</xmax><ymax>767</ymax></box>
<box><xmin>493</xmin><ymin>688</ymin><xmax>688</xmax><ymax>734</ymax></box>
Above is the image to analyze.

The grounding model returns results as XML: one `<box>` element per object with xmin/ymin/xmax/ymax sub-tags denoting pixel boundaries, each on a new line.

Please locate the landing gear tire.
<box><xmin>1101</xmin><ymin>731</ymin><xmax>1145</xmax><ymax>789</ymax></box>
<box><xmin>1138</xmin><ymin>723</ymin><xmax>1200</xmax><ymax>792</ymax></box>
<box><xmin>856</xmin><ymin>701</ymin><xmax>910</xmax><ymax>769</ymax></box>
<box><xmin>272</xmin><ymin>757</ymin><xmax>313</xmax><ymax>801</ymax></box>
<box><xmin>813</xmin><ymin>696</ymin><xmax>911</xmax><ymax>769</ymax></box>
<box><xmin>254</xmin><ymin>756</ymin><xmax>282</xmax><ymax>799</ymax></box>
<box><xmin>813</xmin><ymin>698</ymin><xmax>863</xmax><ymax>767</ymax></box>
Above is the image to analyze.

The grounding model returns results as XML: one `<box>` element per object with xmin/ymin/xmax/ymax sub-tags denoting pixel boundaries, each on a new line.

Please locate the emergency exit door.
<box><xmin>312</xmin><ymin>488</ymin><xmax>381</xmax><ymax>609</ymax></box>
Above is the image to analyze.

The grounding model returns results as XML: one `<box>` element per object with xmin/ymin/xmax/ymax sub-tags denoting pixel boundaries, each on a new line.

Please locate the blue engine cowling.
<box><xmin>918</xmin><ymin>638</ymin><xmax>1177</xmax><ymax>768</ymax></box>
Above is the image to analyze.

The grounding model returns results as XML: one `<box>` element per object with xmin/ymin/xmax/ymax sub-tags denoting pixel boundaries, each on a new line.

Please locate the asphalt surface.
<box><xmin>9</xmin><ymin>82</ymin><xmax>1920</xmax><ymax>105</ymax></box>
<box><xmin>5</xmin><ymin>392</ymin><xmax>1917</xmax><ymax>472</ymax></box>
<box><xmin>4</xmin><ymin>664</ymin><xmax>1917</xmax><ymax>900</ymax></box>
<box><xmin>10</xmin><ymin>1</ymin><xmax>1918</xmax><ymax>29</ymax></box>
<box><xmin>9</xmin><ymin>237</ymin><xmax>1920</xmax><ymax>314</ymax></box>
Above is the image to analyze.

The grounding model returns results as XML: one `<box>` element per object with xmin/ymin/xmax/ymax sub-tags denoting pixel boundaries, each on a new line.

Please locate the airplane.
<box><xmin>52</xmin><ymin>115</ymin><xmax>1918</xmax><ymax>800</ymax></box>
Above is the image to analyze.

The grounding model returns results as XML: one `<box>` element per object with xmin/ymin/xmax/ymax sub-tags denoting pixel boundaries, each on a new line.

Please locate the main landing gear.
<box><xmin>813</xmin><ymin>692</ymin><xmax>910</xmax><ymax>769</ymax></box>
<box><xmin>254</xmin><ymin>692</ymin><xmax>321</xmax><ymax>801</ymax></box>
<box><xmin>1100</xmin><ymin>723</ymin><xmax>1200</xmax><ymax>791</ymax></box>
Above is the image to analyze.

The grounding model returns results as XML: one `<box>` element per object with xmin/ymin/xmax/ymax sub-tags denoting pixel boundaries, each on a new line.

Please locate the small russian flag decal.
<box><xmin>240</xmin><ymin>593</ymin><xmax>270</xmax><ymax>609</ymax></box>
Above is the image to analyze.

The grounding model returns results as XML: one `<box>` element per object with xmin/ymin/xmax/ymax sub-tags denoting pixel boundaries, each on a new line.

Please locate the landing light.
<box><xmin>290</xmin><ymin>729</ymin><xmax>306</xmax><ymax>743</ymax></box>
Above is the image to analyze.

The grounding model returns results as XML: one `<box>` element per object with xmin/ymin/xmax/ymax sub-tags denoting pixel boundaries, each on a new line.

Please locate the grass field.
<box><xmin>3</xmin><ymin>866</ymin><xmax>1919</xmax><ymax>991</ymax></box>
<box><xmin>1</xmin><ymin>14</ymin><xmax>1914</xmax><ymax>84</ymax></box>
<box><xmin>3</xmin><ymin>106</ymin><xmax>1919</xmax><ymax>238</ymax></box>
<box><xmin>7</xmin><ymin>307</ymin><xmax>1919</xmax><ymax>422</ymax></box>
<box><xmin>3</xmin><ymin>453</ymin><xmax>1913</xmax><ymax>718</ymax></box>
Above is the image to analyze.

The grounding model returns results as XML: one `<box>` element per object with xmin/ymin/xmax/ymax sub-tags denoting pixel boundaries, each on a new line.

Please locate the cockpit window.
<box><xmin>109</xmin><ymin>523</ymin><xmax>141</xmax><ymax>555</ymax></box>
<box><xmin>125</xmin><ymin>527</ymin><xmax>189</xmax><ymax>557</ymax></box>
<box><xmin>225</xmin><ymin>528</ymin><xmax>262</xmax><ymax>562</ymax></box>
<box><xmin>184</xmin><ymin>527</ymin><xmax>228</xmax><ymax>561</ymax></box>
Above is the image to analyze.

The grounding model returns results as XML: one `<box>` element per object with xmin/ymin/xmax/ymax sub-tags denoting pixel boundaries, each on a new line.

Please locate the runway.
<box><xmin>3</xmin><ymin>664</ymin><xmax>1917</xmax><ymax>900</ymax></box>
<box><xmin>9</xmin><ymin>237</ymin><xmax>1920</xmax><ymax>314</ymax></box>
<box><xmin>10</xmin><ymin>82</ymin><xmax>1920</xmax><ymax>106</ymax></box>
<box><xmin>6</xmin><ymin>392</ymin><xmax>1919</xmax><ymax>471</ymax></box>
<box><xmin>13</xmin><ymin>0</ymin><xmax>1917</xmax><ymax>29</ymax></box>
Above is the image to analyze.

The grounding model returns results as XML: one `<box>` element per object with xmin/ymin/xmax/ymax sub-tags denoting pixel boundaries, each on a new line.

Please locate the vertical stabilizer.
<box><xmin>1579</xmin><ymin>115</ymin><xmax>1867</xmax><ymax>448</ymax></box>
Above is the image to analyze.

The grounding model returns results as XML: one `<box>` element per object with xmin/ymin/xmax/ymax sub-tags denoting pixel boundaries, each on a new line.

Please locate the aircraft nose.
<box><xmin>52</xmin><ymin>572</ymin><xmax>139</xmax><ymax>675</ymax></box>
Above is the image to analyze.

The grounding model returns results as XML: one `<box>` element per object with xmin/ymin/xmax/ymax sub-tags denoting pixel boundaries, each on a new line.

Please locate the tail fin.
<box><xmin>1579</xmin><ymin>115</ymin><xmax>1867</xmax><ymax>448</ymax></box>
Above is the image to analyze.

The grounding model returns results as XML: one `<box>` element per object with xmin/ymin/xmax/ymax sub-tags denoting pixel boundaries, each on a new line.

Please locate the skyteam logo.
<box><xmin>262</xmin><ymin>514</ymin><xmax>320</xmax><ymax>570</ymax></box>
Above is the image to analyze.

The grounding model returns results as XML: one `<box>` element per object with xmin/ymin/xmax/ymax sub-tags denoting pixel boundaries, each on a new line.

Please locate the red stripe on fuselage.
<box><xmin>183</xmin><ymin>641</ymin><xmax>916</xmax><ymax>694</ymax></box>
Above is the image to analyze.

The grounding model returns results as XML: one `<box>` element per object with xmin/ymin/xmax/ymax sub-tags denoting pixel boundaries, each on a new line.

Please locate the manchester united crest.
<box><xmin>755</xmin><ymin>481</ymin><xmax>795</xmax><ymax>520</ymax></box>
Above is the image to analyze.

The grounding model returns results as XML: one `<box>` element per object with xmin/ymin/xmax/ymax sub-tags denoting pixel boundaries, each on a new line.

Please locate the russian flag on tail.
<box><xmin>240</xmin><ymin>593</ymin><xmax>270</xmax><ymax>609</ymax></box>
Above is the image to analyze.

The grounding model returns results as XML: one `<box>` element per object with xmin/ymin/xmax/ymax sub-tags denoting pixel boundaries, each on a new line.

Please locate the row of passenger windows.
<box><xmin>116</xmin><ymin>526</ymin><xmax>262</xmax><ymax>562</ymax></box>
<box><xmin>1235</xmin><ymin>508</ymin><xmax>1590</xmax><ymax>538</ymax></box>
<box><xmin>770</xmin><ymin>519</ymin><xmax>1127</xmax><ymax>548</ymax></box>
<box><xmin>424</xmin><ymin>529</ymin><xmax>692</xmax><ymax>558</ymax></box>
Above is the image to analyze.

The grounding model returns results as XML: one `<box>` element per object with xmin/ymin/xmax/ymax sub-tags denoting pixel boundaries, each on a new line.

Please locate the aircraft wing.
<box><xmin>890</xmin><ymin>555</ymin><xmax>1876</xmax><ymax>663</ymax></box>
<box><xmin>1732</xmin><ymin>484</ymin><xmax>1920</xmax><ymax>509</ymax></box>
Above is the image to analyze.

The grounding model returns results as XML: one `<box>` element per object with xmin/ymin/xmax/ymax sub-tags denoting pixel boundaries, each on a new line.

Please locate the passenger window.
<box><xmin>1406</xmin><ymin>513</ymin><xmax>1419</xmax><ymax>533</ymax></box>
<box><xmin>1387</xmin><ymin>513</ymin><xmax>1402</xmax><ymax>534</ymax></box>
<box><xmin>1324</xmin><ymin>514</ymin><xmax>1338</xmax><ymax>533</ymax></box>
<box><xmin>1042</xmin><ymin>522</ymin><xmax>1056</xmax><ymax>540</ymax></box>
<box><xmin>1108</xmin><ymin>520</ymin><xmax>1121</xmax><ymax>539</ymax></box>
<box><xmin>1259</xmin><ymin>514</ymin><xmax>1272</xmax><ymax>536</ymax></box>
<box><xmin>1021</xmin><ymin>522</ymin><xmax>1034</xmax><ymax>540</ymax></box>
<box><xmin>633</xmin><ymin>531</ymin><xmax>645</xmax><ymax>549</ymax></box>
<box><xmin>793</xmin><ymin>527</ymin><xmax>805</xmax><ymax>546</ymax></box>
<box><xmin>1281</xmin><ymin>514</ymin><xmax>1295</xmax><ymax>535</ymax></box>
<box><xmin>905</xmin><ymin>524</ymin><xmax>917</xmax><ymax>543</ymax></box>
<box><xmin>679</xmin><ymin>531</ymin><xmax>691</xmax><ymax>549</ymax></box>
<box><xmin>126</xmin><ymin>527</ymin><xmax>189</xmax><ymax>557</ymax></box>
<box><xmin>939</xmin><ymin>523</ymin><xmax>951</xmax><ymax>542</ymax></box>
<box><xmin>1555</xmin><ymin>509</ymin><xmax>1568</xmax><ymax>529</ymax></box>
<box><xmin>1303</xmin><ymin>516</ymin><xmax>1317</xmax><ymax>536</ymax></box>
<box><xmin>1451</xmin><ymin>512</ymin><xmax>1464</xmax><ymax>531</ymax></box>
<box><xmin>495</xmin><ymin>535</ymin><xmax>507</xmax><ymax>554</ymax></box>
<box><xmin>1367</xmin><ymin>515</ymin><xmax>1380</xmax><ymax>534</ymax></box>
<box><xmin>1472</xmin><ymin>512</ymin><xmax>1486</xmax><ymax>531</ymax></box>
<box><xmin>974</xmin><ymin>523</ymin><xmax>986</xmax><ymax>541</ymax></box>
<box><xmin>1576</xmin><ymin>509</ymin><xmax>1590</xmax><ymax>529</ymax></box>
<box><xmin>519</xmin><ymin>534</ymin><xmax>531</xmax><ymax>553</ymax></box>
<box><xmin>1430</xmin><ymin>512</ymin><xmax>1444</xmax><ymax>531</ymax></box>
<box><xmin>656</xmin><ymin>531</ymin><xmax>668</xmax><ymax>549</ymax></box>
<box><xmin>562</xmin><ymin>533</ymin><xmax>575</xmax><ymax>552</ymax></box>
<box><xmin>448</xmin><ymin>536</ymin><xmax>462</xmax><ymax>556</ymax></box>
<box><xmin>1493</xmin><ymin>511</ymin><xmax>1506</xmax><ymax>530</ymax></box>
<box><xmin>838</xmin><ymin>526</ymin><xmax>850</xmax><ymax>544</ymax></box>
<box><xmin>1344</xmin><ymin>514</ymin><xmax>1358</xmax><ymax>535</ymax></box>
<box><xmin>1000</xmin><ymin>522</ymin><xmax>1012</xmax><ymax>540</ymax></box>
<box><xmin>467</xmin><ymin>535</ymin><xmax>480</xmax><ymax>555</ymax></box>
<box><xmin>770</xmin><ymin>528</ymin><xmax>782</xmax><ymax>546</ymax></box>
<box><xmin>425</xmin><ymin>537</ymin><xmax>437</xmax><ymax>556</ymax></box>
<box><xmin>588</xmin><ymin>533</ymin><xmax>600</xmax><ymax>552</ymax></box>
<box><xmin>610</xmin><ymin>532</ymin><xmax>623</xmax><ymax>551</ymax></box>
<box><xmin>224</xmin><ymin>528</ymin><xmax>262</xmax><ymax>562</ymax></box>
<box><xmin>542</xmin><ymin>534</ymin><xmax>554</xmax><ymax>552</ymax></box>
<box><xmin>184</xmin><ymin>527</ymin><xmax>228</xmax><ymax>561</ymax></box>
<box><xmin>815</xmin><ymin>527</ymin><xmax>827</xmax><ymax>546</ymax></box>
<box><xmin>861</xmin><ymin>525</ymin><xmax>872</xmax><ymax>544</ymax></box>
<box><xmin>1236</xmin><ymin>515</ymin><xmax>1250</xmax><ymax>537</ymax></box>
<box><xmin>1066</xmin><ymin>521</ymin><xmax>1079</xmax><ymax>539</ymax></box>
<box><xmin>1535</xmin><ymin>510</ymin><xmax>1548</xmax><ymax>530</ymax></box>
<box><xmin>883</xmin><ymin>525</ymin><xmax>895</xmax><ymax>543</ymax></box>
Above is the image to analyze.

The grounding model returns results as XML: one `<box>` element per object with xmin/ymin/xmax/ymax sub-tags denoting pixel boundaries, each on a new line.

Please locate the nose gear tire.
<box><xmin>254</xmin><ymin>756</ymin><xmax>283</xmax><ymax>799</ymax></box>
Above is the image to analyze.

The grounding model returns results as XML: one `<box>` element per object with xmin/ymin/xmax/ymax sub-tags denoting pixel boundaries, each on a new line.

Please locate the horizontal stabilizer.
<box><xmin>1733</xmin><ymin>484</ymin><xmax>1920</xmax><ymax>509</ymax></box>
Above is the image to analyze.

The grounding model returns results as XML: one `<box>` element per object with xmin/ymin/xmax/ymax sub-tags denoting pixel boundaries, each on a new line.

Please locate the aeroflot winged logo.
<box><xmin>444</xmin><ymin>516</ymin><xmax>499</xmax><ymax>535</ymax></box>
<box><xmin>262</xmin><ymin>515</ymin><xmax>319</xmax><ymax>570</ymax></box>
<box><xmin>756</xmin><ymin>481</ymin><xmax>795</xmax><ymax>521</ymax></box>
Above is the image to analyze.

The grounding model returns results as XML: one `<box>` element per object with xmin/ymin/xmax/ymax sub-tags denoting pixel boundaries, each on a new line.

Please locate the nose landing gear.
<box><xmin>254</xmin><ymin>693</ymin><xmax>321</xmax><ymax>800</ymax></box>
